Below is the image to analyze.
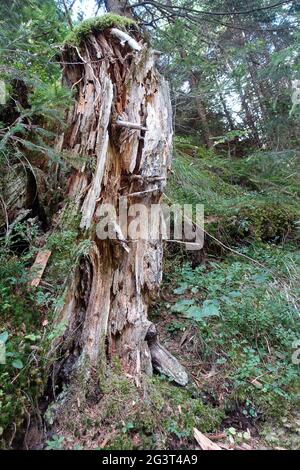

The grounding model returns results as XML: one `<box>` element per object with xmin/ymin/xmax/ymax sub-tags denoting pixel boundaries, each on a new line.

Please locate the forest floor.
<box><xmin>1</xmin><ymin>143</ymin><xmax>299</xmax><ymax>450</ymax></box>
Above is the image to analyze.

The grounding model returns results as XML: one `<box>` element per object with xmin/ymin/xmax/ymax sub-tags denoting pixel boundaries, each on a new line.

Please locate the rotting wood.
<box><xmin>193</xmin><ymin>428</ymin><xmax>222</xmax><ymax>451</ymax></box>
<box><xmin>0</xmin><ymin>165</ymin><xmax>30</xmax><ymax>228</ymax></box>
<box><xmin>29</xmin><ymin>250</ymin><xmax>52</xmax><ymax>287</ymax></box>
<box><xmin>146</xmin><ymin>324</ymin><xmax>188</xmax><ymax>386</ymax></box>
<box><xmin>47</xmin><ymin>24</ymin><xmax>187</xmax><ymax>401</ymax></box>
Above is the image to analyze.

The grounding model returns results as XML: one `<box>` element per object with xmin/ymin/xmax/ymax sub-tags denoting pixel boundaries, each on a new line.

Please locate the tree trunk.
<box><xmin>189</xmin><ymin>72</ymin><xmax>212</xmax><ymax>148</ymax></box>
<box><xmin>177</xmin><ymin>47</ymin><xmax>212</xmax><ymax>149</ymax></box>
<box><xmin>104</xmin><ymin>0</ymin><xmax>134</xmax><ymax>18</ymax></box>
<box><xmin>47</xmin><ymin>24</ymin><xmax>187</xmax><ymax>405</ymax></box>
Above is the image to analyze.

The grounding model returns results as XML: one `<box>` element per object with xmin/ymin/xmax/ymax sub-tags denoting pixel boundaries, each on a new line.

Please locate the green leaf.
<box><xmin>185</xmin><ymin>300</ymin><xmax>220</xmax><ymax>321</ymax></box>
<box><xmin>0</xmin><ymin>331</ymin><xmax>9</xmax><ymax>343</ymax></box>
<box><xmin>173</xmin><ymin>283</ymin><xmax>188</xmax><ymax>295</ymax></box>
<box><xmin>12</xmin><ymin>359</ymin><xmax>24</xmax><ymax>369</ymax></box>
<box><xmin>228</xmin><ymin>291</ymin><xmax>242</xmax><ymax>298</ymax></box>
<box><xmin>24</xmin><ymin>334</ymin><xmax>41</xmax><ymax>342</ymax></box>
<box><xmin>171</xmin><ymin>299</ymin><xmax>195</xmax><ymax>313</ymax></box>
<box><xmin>252</xmin><ymin>273</ymin><xmax>269</xmax><ymax>283</ymax></box>
<box><xmin>185</xmin><ymin>306</ymin><xmax>203</xmax><ymax>320</ymax></box>
<box><xmin>201</xmin><ymin>300</ymin><xmax>220</xmax><ymax>317</ymax></box>
<box><xmin>123</xmin><ymin>422</ymin><xmax>135</xmax><ymax>433</ymax></box>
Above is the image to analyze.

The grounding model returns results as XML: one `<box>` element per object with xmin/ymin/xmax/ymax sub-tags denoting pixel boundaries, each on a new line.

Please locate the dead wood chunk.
<box><xmin>250</xmin><ymin>378</ymin><xmax>263</xmax><ymax>389</ymax></box>
<box><xmin>29</xmin><ymin>250</ymin><xmax>51</xmax><ymax>287</ymax></box>
<box><xmin>110</xmin><ymin>28</ymin><xmax>142</xmax><ymax>52</ymax></box>
<box><xmin>149</xmin><ymin>341</ymin><xmax>188</xmax><ymax>386</ymax></box>
<box><xmin>193</xmin><ymin>428</ymin><xmax>222</xmax><ymax>451</ymax></box>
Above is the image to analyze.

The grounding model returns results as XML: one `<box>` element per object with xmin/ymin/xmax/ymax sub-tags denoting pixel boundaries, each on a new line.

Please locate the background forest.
<box><xmin>0</xmin><ymin>0</ymin><xmax>299</xmax><ymax>450</ymax></box>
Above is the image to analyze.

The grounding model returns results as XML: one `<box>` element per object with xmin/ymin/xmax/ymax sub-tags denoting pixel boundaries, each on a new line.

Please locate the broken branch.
<box><xmin>115</xmin><ymin>119</ymin><xmax>148</xmax><ymax>131</ymax></box>
<box><xmin>110</xmin><ymin>28</ymin><xmax>142</xmax><ymax>51</ymax></box>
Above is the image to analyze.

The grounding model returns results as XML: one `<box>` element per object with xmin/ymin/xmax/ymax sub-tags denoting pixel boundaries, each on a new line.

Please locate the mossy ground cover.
<box><xmin>44</xmin><ymin>365</ymin><xmax>225</xmax><ymax>450</ymax></box>
<box><xmin>167</xmin><ymin>138</ymin><xmax>300</xmax><ymax>247</ymax></box>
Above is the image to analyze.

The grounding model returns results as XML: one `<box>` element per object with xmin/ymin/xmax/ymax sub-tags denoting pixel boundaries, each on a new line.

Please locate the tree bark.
<box><xmin>104</xmin><ymin>0</ymin><xmax>135</xmax><ymax>18</ymax></box>
<box><xmin>48</xmin><ymin>25</ymin><xmax>187</xmax><ymax>403</ymax></box>
<box><xmin>176</xmin><ymin>45</ymin><xmax>212</xmax><ymax>149</ymax></box>
<box><xmin>189</xmin><ymin>72</ymin><xmax>212</xmax><ymax>149</ymax></box>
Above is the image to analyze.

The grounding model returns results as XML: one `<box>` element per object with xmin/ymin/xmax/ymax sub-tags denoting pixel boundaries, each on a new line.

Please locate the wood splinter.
<box><xmin>121</xmin><ymin>187</ymin><xmax>159</xmax><ymax>198</ymax></box>
<box><xmin>193</xmin><ymin>428</ymin><xmax>222</xmax><ymax>451</ymax></box>
<box><xmin>127</xmin><ymin>175</ymin><xmax>166</xmax><ymax>182</ymax></box>
<box><xmin>115</xmin><ymin>119</ymin><xmax>148</xmax><ymax>131</ymax></box>
<box><xmin>111</xmin><ymin>220</ymin><xmax>130</xmax><ymax>253</ymax></box>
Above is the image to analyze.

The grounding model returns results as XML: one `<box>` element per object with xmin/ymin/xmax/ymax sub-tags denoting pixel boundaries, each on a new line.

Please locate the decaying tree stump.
<box><xmin>49</xmin><ymin>21</ymin><xmax>188</xmax><ymax>397</ymax></box>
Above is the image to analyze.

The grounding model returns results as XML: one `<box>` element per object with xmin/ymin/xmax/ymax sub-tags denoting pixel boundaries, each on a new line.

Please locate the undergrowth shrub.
<box><xmin>167</xmin><ymin>145</ymin><xmax>300</xmax><ymax>247</ymax></box>
<box><xmin>0</xmin><ymin>250</ymin><xmax>45</xmax><ymax>447</ymax></box>
<box><xmin>163</xmin><ymin>243</ymin><xmax>300</xmax><ymax>422</ymax></box>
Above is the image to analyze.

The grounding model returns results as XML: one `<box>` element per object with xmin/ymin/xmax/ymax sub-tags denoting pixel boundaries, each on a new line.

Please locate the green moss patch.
<box><xmin>46</xmin><ymin>366</ymin><xmax>224</xmax><ymax>450</ymax></box>
<box><xmin>64</xmin><ymin>13</ymin><xmax>137</xmax><ymax>46</ymax></box>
